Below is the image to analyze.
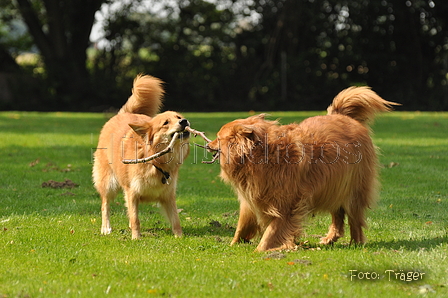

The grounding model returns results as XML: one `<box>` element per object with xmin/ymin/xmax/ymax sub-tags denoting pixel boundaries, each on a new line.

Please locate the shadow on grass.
<box><xmin>113</xmin><ymin>223</ymin><xmax>234</xmax><ymax>240</ymax></box>
<box><xmin>183</xmin><ymin>223</ymin><xmax>235</xmax><ymax>238</ymax></box>
<box><xmin>368</xmin><ymin>235</ymin><xmax>448</xmax><ymax>251</ymax></box>
<box><xmin>297</xmin><ymin>234</ymin><xmax>448</xmax><ymax>252</ymax></box>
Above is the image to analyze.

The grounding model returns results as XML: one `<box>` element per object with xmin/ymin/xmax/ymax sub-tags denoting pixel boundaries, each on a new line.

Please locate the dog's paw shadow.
<box><xmin>183</xmin><ymin>220</ymin><xmax>236</xmax><ymax>238</ymax></box>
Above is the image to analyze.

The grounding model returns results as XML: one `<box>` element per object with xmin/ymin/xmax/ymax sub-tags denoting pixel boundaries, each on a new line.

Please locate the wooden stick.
<box><xmin>194</xmin><ymin>143</ymin><xmax>207</xmax><ymax>149</ymax></box>
<box><xmin>193</xmin><ymin>142</ymin><xmax>220</xmax><ymax>164</ymax></box>
<box><xmin>122</xmin><ymin>132</ymin><xmax>180</xmax><ymax>164</ymax></box>
<box><xmin>202</xmin><ymin>151</ymin><xmax>220</xmax><ymax>164</ymax></box>
<box><xmin>122</xmin><ymin>127</ymin><xmax>216</xmax><ymax>164</ymax></box>
<box><xmin>184</xmin><ymin>127</ymin><xmax>220</xmax><ymax>164</ymax></box>
<box><xmin>185</xmin><ymin>126</ymin><xmax>212</xmax><ymax>143</ymax></box>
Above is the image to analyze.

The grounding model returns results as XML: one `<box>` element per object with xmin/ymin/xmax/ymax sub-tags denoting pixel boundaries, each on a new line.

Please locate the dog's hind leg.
<box><xmin>347</xmin><ymin>155</ymin><xmax>378</xmax><ymax>245</ymax></box>
<box><xmin>124</xmin><ymin>189</ymin><xmax>142</xmax><ymax>239</ymax></box>
<box><xmin>94</xmin><ymin>168</ymin><xmax>118</xmax><ymax>236</ymax></box>
<box><xmin>256</xmin><ymin>201</ymin><xmax>309</xmax><ymax>251</ymax></box>
<box><xmin>320</xmin><ymin>207</ymin><xmax>345</xmax><ymax>244</ymax></box>
<box><xmin>101</xmin><ymin>194</ymin><xmax>113</xmax><ymax>235</ymax></box>
<box><xmin>346</xmin><ymin>191</ymin><xmax>370</xmax><ymax>244</ymax></box>
<box><xmin>160</xmin><ymin>196</ymin><xmax>183</xmax><ymax>237</ymax></box>
<box><xmin>256</xmin><ymin>216</ymin><xmax>297</xmax><ymax>252</ymax></box>
<box><xmin>231</xmin><ymin>199</ymin><xmax>259</xmax><ymax>245</ymax></box>
<box><xmin>347</xmin><ymin>205</ymin><xmax>367</xmax><ymax>245</ymax></box>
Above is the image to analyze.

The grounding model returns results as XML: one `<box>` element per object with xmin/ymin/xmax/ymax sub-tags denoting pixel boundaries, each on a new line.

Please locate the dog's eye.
<box><xmin>163</xmin><ymin>120</ymin><xmax>169</xmax><ymax>126</ymax></box>
<box><xmin>176</xmin><ymin>115</ymin><xmax>181</xmax><ymax>119</ymax></box>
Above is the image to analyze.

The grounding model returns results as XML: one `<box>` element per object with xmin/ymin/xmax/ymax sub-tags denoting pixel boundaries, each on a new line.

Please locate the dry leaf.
<box><xmin>29</xmin><ymin>159</ymin><xmax>40</xmax><ymax>167</ymax></box>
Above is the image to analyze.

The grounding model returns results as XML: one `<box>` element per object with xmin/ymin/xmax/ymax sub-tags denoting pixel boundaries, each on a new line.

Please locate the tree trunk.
<box><xmin>16</xmin><ymin>0</ymin><xmax>103</xmax><ymax>109</ymax></box>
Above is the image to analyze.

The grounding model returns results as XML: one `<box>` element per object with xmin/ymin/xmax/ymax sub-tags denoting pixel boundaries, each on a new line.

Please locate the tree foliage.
<box><xmin>1</xmin><ymin>0</ymin><xmax>103</xmax><ymax>110</ymax></box>
<box><xmin>1</xmin><ymin>0</ymin><xmax>447</xmax><ymax>111</ymax></box>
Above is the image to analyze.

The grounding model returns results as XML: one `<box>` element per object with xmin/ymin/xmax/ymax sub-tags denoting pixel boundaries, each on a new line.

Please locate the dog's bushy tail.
<box><xmin>118</xmin><ymin>74</ymin><xmax>164</xmax><ymax>116</ymax></box>
<box><xmin>327</xmin><ymin>86</ymin><xmax>400</xmax><ymax>125</ymax></box>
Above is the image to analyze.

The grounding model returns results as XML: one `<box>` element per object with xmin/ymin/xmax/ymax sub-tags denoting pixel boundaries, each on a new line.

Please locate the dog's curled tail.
<box><xmin>118</xmin><ymin>74</ymin><xmax>164</xmax><ymax>116</ymax></box>
<box><xmin>327</xmin><ymin>86</ymin><xmax>400</xmax><ymax>125</ymax></box>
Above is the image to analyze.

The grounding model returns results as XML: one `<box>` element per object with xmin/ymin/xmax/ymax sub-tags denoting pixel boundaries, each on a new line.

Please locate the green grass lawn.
<box><xmin>0</xmin><ymin>110</ymin><xmax>447</xmax><ymax>297</ymax></box>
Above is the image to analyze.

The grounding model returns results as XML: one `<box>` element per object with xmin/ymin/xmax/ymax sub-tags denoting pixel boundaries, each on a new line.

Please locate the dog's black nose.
<box><xmin>179</xmin><ymin>119</ymin><xmax>189</xmax><ymax>129</ymax></box>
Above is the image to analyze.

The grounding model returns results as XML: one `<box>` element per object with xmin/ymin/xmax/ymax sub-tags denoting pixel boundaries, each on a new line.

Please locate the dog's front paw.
<box><xmin>131</xmin><ymin>232</ymin><xmax>142</xmax><ymax>239</ymax></box>
<box><xmin>319</xmin><ymin>236</ymin><xmax>335</xmax><ymax>245</ymax></box>
<box><xmin>101</xmin><ymin>226</ymin><xmax>112</xmax><ymax>235</ymax></box>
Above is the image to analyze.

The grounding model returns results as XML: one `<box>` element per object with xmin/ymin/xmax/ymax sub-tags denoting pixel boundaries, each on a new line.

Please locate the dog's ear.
<box><xmin>234</xmin><ymin>124</ymin><xmax>254</xmax><ymax>137</ymax></box>
<box><xmin>233</xmin><ymin>124</ymin><xmax>256</xmax><ymax>156</ymax></box>
<box><xmin>129</xmin><ymin>121</ymin><xmax>152</xmax><ymax>139</ymax></box>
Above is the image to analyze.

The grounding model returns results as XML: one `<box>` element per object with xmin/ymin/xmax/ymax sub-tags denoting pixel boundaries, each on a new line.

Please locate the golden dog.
<box><xmin>93</xmin><ymin>75</ymin><xmax>190</xmax><ymax>239</ymax></box>
<box><xmin>207</xmin><ymin>87</ymin><xmax>399</xmax><ymax>251</ymax></box>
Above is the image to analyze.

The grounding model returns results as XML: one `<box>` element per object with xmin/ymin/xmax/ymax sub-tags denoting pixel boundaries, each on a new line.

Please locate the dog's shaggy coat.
<box><xmin>207</xmin><ymin>87</ymin><xmax>399</xmax><ymax>251</ymax></box>
<box><xmin>93</xmin><ymin>75</ymin><xmax>190</xmax><ymax>239</ymax></box>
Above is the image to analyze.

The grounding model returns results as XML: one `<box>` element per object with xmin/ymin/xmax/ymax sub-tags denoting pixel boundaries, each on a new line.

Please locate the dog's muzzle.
<box><xmin>206</xmin><ymin>144</ymin><xmax>218</xmax><ymax>153</ymax></box>
<box><xmin>173</xmin><ymin>118</ymin><xmax>190</xmax><ymax>139</ymax></box>
<box><xmin>202</xmin><ymin>144</ymin><xmax>220</xmax><ymax>164</ymax></box>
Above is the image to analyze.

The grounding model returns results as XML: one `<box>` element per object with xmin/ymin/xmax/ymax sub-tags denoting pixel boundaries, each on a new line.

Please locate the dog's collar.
<box><xmin>153</xmin><ymin>164</ymin><xmax>170</xmax><ymax>185</ymax></box>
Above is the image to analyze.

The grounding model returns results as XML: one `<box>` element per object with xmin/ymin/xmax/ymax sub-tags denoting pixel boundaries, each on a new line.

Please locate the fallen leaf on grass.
<box><xmin>29</xmin><ymin>159</ymin><xmax>40</xmax><ymax>167</ymax></box>
<box><xmin>287</xmin><ymin>259</ymin><xmax>312</xmax><ymax>266</ymax></box>
<box><xmin>41</xmin><ymin>179</ymin><xmax>79</xmax><ymax>189</ymax></box>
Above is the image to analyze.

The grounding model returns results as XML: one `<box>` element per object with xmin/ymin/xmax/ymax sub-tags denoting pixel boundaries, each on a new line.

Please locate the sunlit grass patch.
<box><xmin>0</xmin><ymin>111</ymin><xmax>447</xmax><ymax>297</ymax></box>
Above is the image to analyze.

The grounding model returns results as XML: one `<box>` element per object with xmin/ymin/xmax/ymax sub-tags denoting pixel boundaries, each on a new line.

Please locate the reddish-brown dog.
<box><xmin>93</xmin><ymin>75</ymin><xmax>190</xmax><ymax>239</ymax></box>
<box><xmin>207</xmin><ymin>87</ymin><xmax>399</xmax><ymax>251</ymax></box>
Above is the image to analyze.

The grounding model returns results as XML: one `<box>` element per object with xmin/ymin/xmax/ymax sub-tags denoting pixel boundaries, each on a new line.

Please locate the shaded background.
<box><xmin>0</xmin><ymin>0</ymin><xmax>447</xmax><ymax>112</ymax></box>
